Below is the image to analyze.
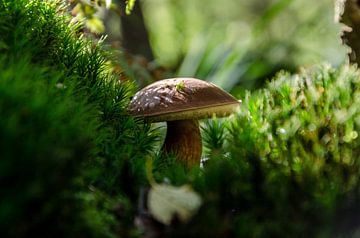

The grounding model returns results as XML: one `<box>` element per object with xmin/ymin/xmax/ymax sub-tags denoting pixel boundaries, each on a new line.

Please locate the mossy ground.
<box><xmin>0</xmin><ymin>1</ymin><xmax>359</xmax><ymax>237</ymax></box>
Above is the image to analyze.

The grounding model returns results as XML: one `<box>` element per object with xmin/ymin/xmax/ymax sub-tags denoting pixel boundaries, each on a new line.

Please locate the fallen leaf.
<box><xmin>148</xmin><ymin>184</ymin><xmax>202</xmax><ymax>225</ymax></box>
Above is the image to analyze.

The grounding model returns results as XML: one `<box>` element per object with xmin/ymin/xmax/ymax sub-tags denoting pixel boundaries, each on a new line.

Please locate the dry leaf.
<box><xmin>147</xmin><ymin>184</ymin><xmax>202</xmax><ymax>225</ymax></box>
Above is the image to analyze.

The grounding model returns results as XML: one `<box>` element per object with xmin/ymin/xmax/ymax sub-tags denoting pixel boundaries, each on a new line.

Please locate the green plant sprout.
<box><xmin>175</xmin><ymin>81</ymin><xmax>186</xmax><ymax>92</ymax></box>
<box><xmin>126</xmin><ymin>0</ymin><xmax>136</xmax><ymax>15</ymax></box>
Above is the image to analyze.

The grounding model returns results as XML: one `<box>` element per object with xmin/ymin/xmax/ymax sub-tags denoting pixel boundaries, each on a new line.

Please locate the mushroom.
<box><xmin>128</xmin><ymin>78</ymin><xmax>240</xmax><ymax>167</ymax></box>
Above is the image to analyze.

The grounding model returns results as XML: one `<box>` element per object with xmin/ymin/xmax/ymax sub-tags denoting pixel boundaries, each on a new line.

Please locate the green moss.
<box><xmin>187</xmin><ymin>64</ymin><xmax>360</xmax><ymax>237</ymax></box>
<box><xmin>0</xmin><ymin>0</ymin><xmax>158</xmax><ymax>237</ymax></box>
<box><xmin>2</xmin><ymin>0</ymin><xmax>360</xmax><ymax>237</ymax></box>
<box><xmin>231</xmin><ymin>64</ymin><xmax>360</xmax><ymax>194</ymax></box>
<box><xmin>0</xmin><ymin>59</ymin><xmax>97</xmax><ymax>237</ymax></box>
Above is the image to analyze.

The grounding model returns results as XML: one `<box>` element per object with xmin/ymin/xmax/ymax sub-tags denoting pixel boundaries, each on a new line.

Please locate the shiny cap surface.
<box><xmin>128</xmin><ymin>78</ymin><xmax>240</xmax><ymax>122</ymax></box>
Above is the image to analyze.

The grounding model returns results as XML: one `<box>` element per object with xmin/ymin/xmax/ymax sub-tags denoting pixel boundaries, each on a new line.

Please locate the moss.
<box><xmin>0</xmin><ymin>0</ymin><xmax>158</xmax><ymax>237</ymax></box>
<box><xmin>228</xmin><ymin>64</ymin><xmax>360</xmax><ymax>236</ymax></box>
<box><xmin>161</xmin><ymin>65</ymin><xmax>360</xmax><ymax>237</ymax></box>
<box><xmin>2</xmin><ymin>0</ymin><xmax>360</xmax><ymax>237</ymax></box>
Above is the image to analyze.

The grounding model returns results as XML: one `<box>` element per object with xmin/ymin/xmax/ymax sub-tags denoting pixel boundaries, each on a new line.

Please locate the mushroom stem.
<box><xmin>162</xmin><ymin>119</ymin><xmax>202</xmax><ymax>167</ymax></box>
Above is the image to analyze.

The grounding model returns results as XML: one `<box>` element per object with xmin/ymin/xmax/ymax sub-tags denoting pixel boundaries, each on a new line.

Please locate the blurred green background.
<box><xmin>111</xmin><ymin>0</ymin><xmax>348</xmax><ymax>93</ymax></box>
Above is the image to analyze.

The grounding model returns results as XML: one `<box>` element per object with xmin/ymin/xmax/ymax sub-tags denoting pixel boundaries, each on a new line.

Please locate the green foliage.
<box><xmin>0</xmin><ymin>59</ymin><xmax>96</xmax><ymax>237</ymax></box>
<box><xmin>0</xmin><ymin>0</ymin><xmax>157</xmax><ymax>237</ymax></box>
<box><xmin>142</xmin><ymin>0</ymin><xmax>347</xmax><ymax>90</ymax></box>
<box><xmin>225</xmin><ymin>64</ymin><xmax>360</xmax><ymax>236</ymax></box>
<box><xmin>69</xmin><ymin>0</ymin><xmax>137</xmax><ymax>33</ymax></box>
<box><xmin>155</xmin><ymin>65</ymin><xmax>360</xmax><ymax>237</ymax></box>
<box><xmin>230</xmin><ymin>64</ymin><xmax>360</xmax><ymax>194</ymax></box>
<box><xmin>126</xmin><ymin>0</ymin><xmax>137</xmax><ymax>15</ymax></box>
<box><xmin>71</xmin><ymin>0</ymin><xmax>110</xmax><ymax>33</ymax></box>
<box><xmin>202</xmin><ymin>118</ymin><xmax>229</xmax><ymax>159</ymax></box>
<box><xmin>2</xmin><ymin>0</ymin><xmax>360</xmax><ymax>237</ymax></box>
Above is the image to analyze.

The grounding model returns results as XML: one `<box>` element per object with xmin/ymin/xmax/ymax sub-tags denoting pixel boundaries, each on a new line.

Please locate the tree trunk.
<box><xmin>120</xmin><ymin>0</ymin><xmax>154</xmax><ymax>60</ymax></box>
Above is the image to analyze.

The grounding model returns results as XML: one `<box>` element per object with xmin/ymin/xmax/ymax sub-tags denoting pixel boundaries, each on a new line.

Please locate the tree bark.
<box><xmin>338</xmin><ymin>0</ymin><xmax>360</xmax><ymax>64</ymax></box>
<box><xmin>120</xmin><ymin>0</ymin><xmax>154</xmax><ymax>60</ymax></box>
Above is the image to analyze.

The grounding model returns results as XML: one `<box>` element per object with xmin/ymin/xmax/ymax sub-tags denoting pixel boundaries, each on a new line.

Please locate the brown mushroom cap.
<box><xmin>128</xmin><ymin>78</ymin><xmax>240</xmax><ymax>122</ymax></box>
